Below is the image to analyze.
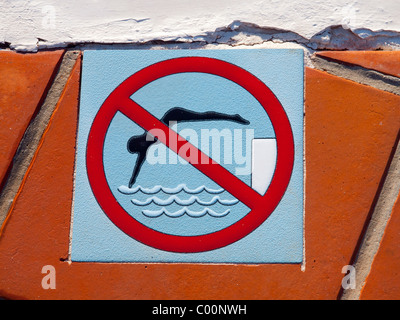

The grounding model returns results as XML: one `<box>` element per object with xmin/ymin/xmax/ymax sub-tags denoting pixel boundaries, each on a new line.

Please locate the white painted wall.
<box><xmin>1</xmin><ymin>0</ymin><xmax>400</xmax><ymax>51</ymax></box>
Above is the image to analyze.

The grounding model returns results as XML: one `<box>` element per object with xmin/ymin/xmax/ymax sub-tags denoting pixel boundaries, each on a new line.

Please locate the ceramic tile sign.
<box><xmin>72</xmin><ymin>49</ymin><xmax>304</xmax><ymax>263</ymax></box>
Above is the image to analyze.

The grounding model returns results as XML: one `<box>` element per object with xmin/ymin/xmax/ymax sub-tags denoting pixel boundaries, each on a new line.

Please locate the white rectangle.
<box><xmin>252</xmin><ymin>139</ymin><xmax>277</xmax><ymax>195</ymax></box>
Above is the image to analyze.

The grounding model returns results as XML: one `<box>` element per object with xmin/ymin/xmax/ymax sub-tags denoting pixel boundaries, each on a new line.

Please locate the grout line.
<box><xmin>301</xmin><ymin>64</ymin><xmax>306</xmax><ymax>272</ymax></box>
<box><xmin>0</xmin><ymin>50</ymin><xmax>80</xmax><ymax>236</ymax></box>
<box><xmin>67</xmin><ymin>53</ymin><xmax>84</xmax><ymax>264</ymax></box>
<box><xmin>341</xmin><ymin>131</ymin><xmax>400</xmax><ymax>300</ymax></box>
<box><xmin>311</xmin><ymin>55</ymin><xmax>400</xmax><ymax>96</ymax></box>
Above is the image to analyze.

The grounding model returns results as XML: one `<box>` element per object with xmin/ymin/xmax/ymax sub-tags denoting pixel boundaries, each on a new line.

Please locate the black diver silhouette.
<box><xmin>127</xmin><ymin>107</ymin><xmax>250</xmax><ymax>188</ymax></box>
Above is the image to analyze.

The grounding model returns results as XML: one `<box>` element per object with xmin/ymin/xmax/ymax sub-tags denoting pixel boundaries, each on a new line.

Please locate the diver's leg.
<box><xmin>129</xmin><ymin>152</ymin><xmax>146</xmax><ymax>188</ymax></box>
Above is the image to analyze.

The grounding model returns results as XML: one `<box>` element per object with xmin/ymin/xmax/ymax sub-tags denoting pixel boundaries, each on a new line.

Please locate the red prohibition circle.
<box><xmin>86</xmin><ymin>56</ymin><xmax>294</xmax><ymax>253</ymax></box>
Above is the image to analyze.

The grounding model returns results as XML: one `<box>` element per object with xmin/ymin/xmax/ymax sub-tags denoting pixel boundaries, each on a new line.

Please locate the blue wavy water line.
<box><xmin>118</xmin><ymin>184</ymin><xmax>224</xmax><ymax>195</ymax></box>
<box><xmin>131</xmin><ymin>195</ymin><xmax>238</xmax><ymax>206</ymax></box>
<box><xmin>142</xmin><ymin>208</ymin><xmax>230</xmax><ymax>218</ymax></box>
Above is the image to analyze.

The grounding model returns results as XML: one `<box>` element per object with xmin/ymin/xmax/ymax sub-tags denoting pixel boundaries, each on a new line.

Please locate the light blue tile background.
<box><xmin>71</xmin><ymin>49</ymin><xmax>304</xmax><ymax>263</ymax></box>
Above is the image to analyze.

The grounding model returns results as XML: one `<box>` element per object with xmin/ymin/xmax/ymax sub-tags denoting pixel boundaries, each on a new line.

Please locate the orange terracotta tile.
<box><xmin>0</xmin><ymin>66</ymin><xmax>400</xmax><ymax>300</ymax></box>
<box><xmin>0</xmin><ymin>54</ymin><xmax>81</xmax><ymax>300</ymax></box>
<box><xmin>0</xmin><ymin>50</ymin><xmax>64</xmax><ymax>188</ymax></box>
<box><xmin>300</xmin><ymin>68</ymin><xmax>400</xmax><ymax>299</ymax></box>
<box><xmin>360</xmin><ymin>191</ymin><xmax>400</xmax><ymax>300</ymax></box>
<box><xmin>316</xmin><ymin>51</ymin><xmax>400</xmax><ymax>78</ymax></box>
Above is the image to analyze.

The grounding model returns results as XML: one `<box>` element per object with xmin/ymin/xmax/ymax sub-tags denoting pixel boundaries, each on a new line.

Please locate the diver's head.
<box><xmin>127</xmin><ymin>134</ymin><xmax>156</xmax><ymax>154</ymax></box>
<box><xmin>127</xmin><ymin>136</ymin><xmax>142</xmax><ymax>154</ymax></box>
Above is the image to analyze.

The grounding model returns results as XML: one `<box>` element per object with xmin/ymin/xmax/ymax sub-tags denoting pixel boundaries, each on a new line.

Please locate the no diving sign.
<box><xmin>72</xmin><ymin>49</ymin><xmax>304</xmax><ymax>263</ymax></box>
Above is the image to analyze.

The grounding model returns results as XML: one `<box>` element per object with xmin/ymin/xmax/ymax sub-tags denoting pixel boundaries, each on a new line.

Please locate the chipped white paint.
<box><xmin>1</xmin><ymin>0</ymin><xmax>400</xmax><ymax>51</ymax></box>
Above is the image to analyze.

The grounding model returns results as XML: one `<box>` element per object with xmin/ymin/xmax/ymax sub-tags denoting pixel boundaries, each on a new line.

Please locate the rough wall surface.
<box><xmin>0</xmin><ymin>0</ymin><xmax>400</xmax><ymax>300</ymax></box>
<box><xmin>2</xmin><ymin>0</ymin><xmax>400</xmax><ymax>51</ymax></box>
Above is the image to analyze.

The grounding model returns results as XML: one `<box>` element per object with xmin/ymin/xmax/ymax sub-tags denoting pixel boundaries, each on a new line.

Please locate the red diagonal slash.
<box><xmin>118</xmin><ymin>98</ymin><xmax>262</xmax><ymax>209</ymax></box>
<box><xmin>86</xmin><ymin>56</ymin><xmax>294</xmax><ymax>253</ymax></box>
